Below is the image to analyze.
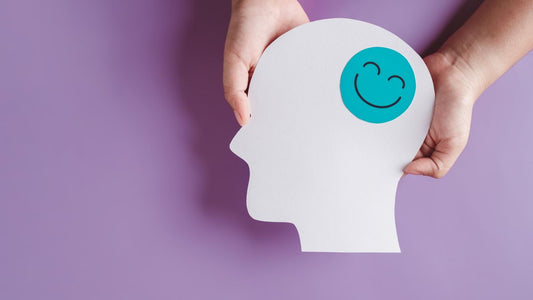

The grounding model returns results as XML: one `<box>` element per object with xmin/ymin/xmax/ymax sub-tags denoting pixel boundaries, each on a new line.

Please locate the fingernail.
<box><xmin>233</xmin><ymin>110</ymin><xmax>243</xmax><ymax>126</ymax></box>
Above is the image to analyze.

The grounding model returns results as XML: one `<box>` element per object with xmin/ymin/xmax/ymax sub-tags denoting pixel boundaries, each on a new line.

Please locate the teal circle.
<box><xmin>340</xmin><ymin>47</ymin><xmax>416</xmax><ymax>123</ymax></box>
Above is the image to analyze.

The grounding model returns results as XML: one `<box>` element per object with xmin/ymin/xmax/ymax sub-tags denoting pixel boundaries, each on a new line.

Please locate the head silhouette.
<box><xmin>230</xmin><ymin>19</ymin><xmax>434</xmax><ymax>252</ymax></box>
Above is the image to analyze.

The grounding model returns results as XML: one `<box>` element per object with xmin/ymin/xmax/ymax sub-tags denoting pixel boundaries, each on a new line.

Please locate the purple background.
<box><xmin>1</xmin><ymin>0</ymin><xmax>532</xmax><ymax>299</ymax></box>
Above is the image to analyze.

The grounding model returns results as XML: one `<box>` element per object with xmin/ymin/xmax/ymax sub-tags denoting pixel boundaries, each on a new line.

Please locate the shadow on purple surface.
<box><xmin>421</xmin><ymin>0</ymin><xmax>483</xmax><ymax>56</ymax></box>
<box><xmin>176</xmin><ymin>0</ymin><xmax>295</xmax><ymax>242</ymax></box>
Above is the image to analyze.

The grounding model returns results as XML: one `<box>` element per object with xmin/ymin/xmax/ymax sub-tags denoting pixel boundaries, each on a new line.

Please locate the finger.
<box><xmin>419</xmin><ymin>139</ymin><xmax>435</xmax><ymax>157</ymax></box>
<box><xmin>223</xmin><ymin>52</ymin><xmax>252</xmax><ymax>126</ymax></box>
<box><xmin>404</xmin><ymin>141</ymin><xmax>464</xmax><ymax>178</ymax></box>
<box><xmin>412</xmin><ymin>149</ymin><xmax>424</xmax><ymax>160</ymax></box>
<box><xmin>404</xmin><ymin>135</ymin><xmax>436</xmax><ymax>176</ymax></box>
<box><xmin>404</xmin><ymin>157</ymin><xmax>443</xmax><ymax>178</ymax></box>
<box><xmin>225</xmin><ymin>89</ymin><xmax>250</xmax><ymax>126</ymax></box>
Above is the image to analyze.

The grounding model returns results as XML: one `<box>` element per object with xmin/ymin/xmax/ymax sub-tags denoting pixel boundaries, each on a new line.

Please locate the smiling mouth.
<box><xmin>354</xmin><ymin>74</ymin><xmax>402</xmax><ymax>109</ymax></box>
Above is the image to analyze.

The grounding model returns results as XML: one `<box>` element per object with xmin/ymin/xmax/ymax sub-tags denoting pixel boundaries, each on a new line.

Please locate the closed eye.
<box><xmin>388</xmin><ymin>75</ymin><xmax>405</xmax><ymax>89</ymax></box>
<box><xmin>363</xmin><ymin>61</ymin><xmax>380</xmax><ymax>75</ymax></box>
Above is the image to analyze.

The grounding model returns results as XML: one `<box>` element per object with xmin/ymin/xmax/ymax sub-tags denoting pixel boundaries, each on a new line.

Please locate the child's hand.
<box><xmin>223</xmin><ymin>0</ymin><xmax>309</xmax><ymax>125</ymax></box>
<box><xmin>404</xmin><ymin>53</ymin><xmax>477</xmax><ymax>178</ymax></box>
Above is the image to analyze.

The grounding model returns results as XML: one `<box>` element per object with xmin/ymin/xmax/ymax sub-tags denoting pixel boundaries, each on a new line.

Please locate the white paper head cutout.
<box><xmin>230</xmin><ymin>19</ymin><xmax>434</xmax><ymax>253</ymax></box>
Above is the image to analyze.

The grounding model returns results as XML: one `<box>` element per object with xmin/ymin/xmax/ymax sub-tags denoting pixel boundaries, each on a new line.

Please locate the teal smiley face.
<box><xmin>340</xmin><ymin>47</ymin><xmax>416</xmax><ymax>123</ymax></box>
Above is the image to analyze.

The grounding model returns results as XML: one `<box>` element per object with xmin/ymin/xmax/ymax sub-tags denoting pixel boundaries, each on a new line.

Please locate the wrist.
<box><xmin>436</xmin><ymin>25</ymin><xmax>515</xmax><ymax>103</ymax></box>
<box><xmin>435</xmin><ymin>43</ymin><xmax>490</xmax><ymax>103</ymax></box>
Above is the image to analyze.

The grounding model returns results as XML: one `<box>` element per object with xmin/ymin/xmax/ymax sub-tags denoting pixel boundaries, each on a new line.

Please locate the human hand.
<box><xmin>404</xmin><ymin>0</ymin><xmax>533</xmax><ymax>178</ymax></box>
<box><xmin>223</xmin><ymin>0</ymin><xmax>309</xmax><ymax>125</ymax></box>
<box><xmin>404</xmin><ymin>52</ymin><xmax>479</xmax><ymax>178</ymax></box>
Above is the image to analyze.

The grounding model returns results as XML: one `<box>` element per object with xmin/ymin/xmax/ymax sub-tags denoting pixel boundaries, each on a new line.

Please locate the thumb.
<box><xmin>223</xmin><ymin>52</ymin><xmax>251</xmax><ymax>126</ymax></box>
